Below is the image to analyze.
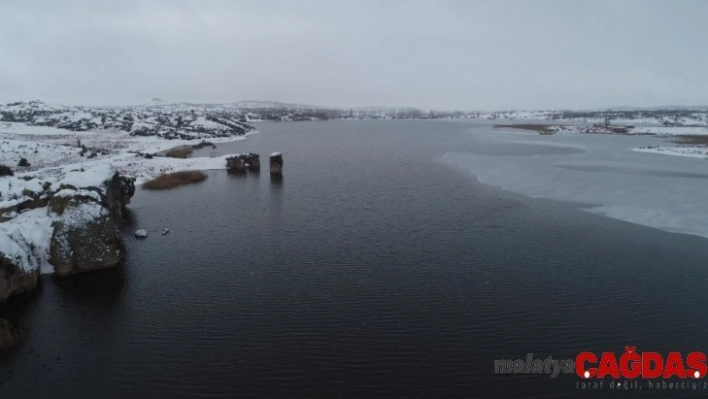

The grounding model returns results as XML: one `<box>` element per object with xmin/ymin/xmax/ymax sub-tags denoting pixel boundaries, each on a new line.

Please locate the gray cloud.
<box><xmin>1</xmin><ymin>0</ymin><xmax>707</xmax><ymax>110</ymax></box>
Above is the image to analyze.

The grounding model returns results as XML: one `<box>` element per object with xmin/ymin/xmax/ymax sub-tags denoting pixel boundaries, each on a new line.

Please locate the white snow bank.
<box><xmin>0</xmin><ymin>207</ymin><xmax>54</xmax><ymax>273</ymax></box>
<box><xmin>59</xmin><ymin>201</ymin><xmax>107</xmax><ymax>229</ymax></box>
<box><xmin>270</xmin><ymin>152</ymin><xmax>281</xmax><ymax>157</ymax></box>
<box><xmin>0</xmin><ymin>197</ymin><xmax>32</xmax><ymax>209</ymax></box>
<box><xmin>54</xmin><ymin>188</ymin><xmax>102</xmax><ymax>201</ymax></box>
<box><xmin>633</xmin><ymin>146</ymin><xmax>708</xmax><ymax>159</ymax></box>
<box><xmin>58</xmin><ymin>163</ymin><xmax>114</xmax><ymax>189</ymax></box>
<box><xmin>191</xmin><ymin>116</ymin><xmax>225</xmax><ymax>129</ymax></box>
<box><xmin>631</xmin><ymin>126</ymin><xmax>708</xmax><ymax>135</ymax></box>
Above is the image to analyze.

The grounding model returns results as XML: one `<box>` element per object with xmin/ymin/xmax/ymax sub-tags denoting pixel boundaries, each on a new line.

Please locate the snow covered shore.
<box><xmin>0</xmin><ymin>122</ymin><xmax>258</xmax><ymax>183</ymax></box>
<box><xmin>0</xmin><ymin>117</ymin><xmax>257</xmax><ymax>300</ymax></box>
<box><xmin>0</xmin><ymin>161</ymin><xmax>133</xmax><ymax>300</ymax></box>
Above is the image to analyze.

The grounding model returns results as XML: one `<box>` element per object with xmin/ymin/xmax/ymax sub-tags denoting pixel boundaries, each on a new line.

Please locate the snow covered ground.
<box><xmin>544</xmin><ymin>124</ymin><xmax>708</xmax><ymax>136</ymax></box>
<box><xmin>633</xmin><ymin>146</ymin><xmax>708</xmax><ymax>159</ymax></box>
<box><xmin>628</xmin><ymin>126</ymin><xmax>708</xmax><ymax>135</ymax></box>
<box><xmin>465</xmin><ymin>109</ymin><xmax>708</xmax><ymax>127</ymax></box>
<box><xmin>0</xmin><ymin>119</ymin><xmax>258</xmax><ymax>275</ymax></box>
<box><xmin>443</xmin><ymin>125</ymin><xmax>708</xmax><ymax>240</ymax></box>
<box><xmin>0</xmin><ymin>122</ymin><xmax>258</xmax><ymax>183</ymax></box>
<box><xmin>0</xmin><ymin>207</ymin><xmax>55</xmax><ymax>273</ymax></box>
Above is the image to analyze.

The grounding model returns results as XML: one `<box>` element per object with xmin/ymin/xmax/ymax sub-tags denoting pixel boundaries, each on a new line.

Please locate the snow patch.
<box><xmin>633</xmin><ymin>146</ymin><xmax>708</xmax><ymax>159</ymax></box>
<box><xmin>0</xmin><ymin>207</ymin><xmax>54</xmax><ymax>273</ymax></box>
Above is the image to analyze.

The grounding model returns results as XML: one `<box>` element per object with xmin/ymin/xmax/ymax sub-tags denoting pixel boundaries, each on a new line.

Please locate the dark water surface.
<box><xmin>3</xmin><ymin>121</ymin><xmax>708</xmax><ymax>398</ymax></box>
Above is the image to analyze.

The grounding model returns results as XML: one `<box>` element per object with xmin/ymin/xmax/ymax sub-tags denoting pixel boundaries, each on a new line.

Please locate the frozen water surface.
<box><xmin>443</xmin><ymin>125</ymin><xmax>708</xmax><ymax>239</ymax></box>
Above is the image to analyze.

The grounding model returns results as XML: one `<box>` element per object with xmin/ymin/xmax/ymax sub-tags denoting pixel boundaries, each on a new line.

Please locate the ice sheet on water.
<box><xmin>442</xmin><ymin>128</ymin><xmax>708</xmax><ymax>239</ymax></box>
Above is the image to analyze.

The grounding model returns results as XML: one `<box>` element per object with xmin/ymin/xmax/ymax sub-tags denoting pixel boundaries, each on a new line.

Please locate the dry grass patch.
<box><xmin>143</xmin><ymin>171</ymin><xmax>208</xmax><ymax>190</ymax></box>
<box><xmin>165</xmin><ymin>146</ymin><xmax>193</xmax><ymax>158</ymax></box>
<box><xmin>494</xmin><ymin>124</ymin><xmax>557</xmax><ymax>134</ymax></box>
<box><xmin>671</xmin><ymin>135</ymin><xmax>708</xmax><ymax>146</ymax></box>
<box><xmin>192</xmin><ymin>140</ymin><xmax>216</xmax><ymax>149</ymax></box>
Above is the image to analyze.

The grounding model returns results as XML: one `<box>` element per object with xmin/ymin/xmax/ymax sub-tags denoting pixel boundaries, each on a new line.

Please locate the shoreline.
<box><xmin>493</xmin><ymin>122</ymin><xmax>708</xmax><ymax>160</ymax></box>
<box><xmin>0</xmin><ymin>123</ymin><xmax>258</xmax><ymax>296</ymax></box>
<box><xmin>441</xmin><ymin>124</ymin><xmax>708</xmax><ymax>241</ymax></box>
<box><xmin>632</xmin><ymin>146</ymin><xmax>708</xmax><ymax>159</ymax></box>
<box><xmin>443</xmin><ymin>151</ymin><xmax>708</xmax><ymax>242</ymax></box>
<box><xmin>0</xmin><ymin>122</ymin><xmax>260</xmax><ymax>184</ymax></box>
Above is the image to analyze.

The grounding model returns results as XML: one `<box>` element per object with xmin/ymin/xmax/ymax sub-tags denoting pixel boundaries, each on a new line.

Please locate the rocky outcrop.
<box><xmin>104</xmin><ymin>172</ymin><xmax>135</xmax><ymax>223</ymax></box>
<box><xmin>0</xmin><ymin>318</ymin><xmax>19</xmax><ymax>352</ymax></box>
<box><xmin>226</xmin><ymin>153</ymin><xmax>261</xmax><ymax>173</ymax></box>
<box><xmin>0</xmin><ymin>256</ymin><xmax>39</xmax><ymax>302</ymax></box>
<box><xmin>226</xmin><ymin>155</ymin><xmax>246</xmax><ymax>173</ymax></box>
<box><xmin>0</xmin><ymin>167</ymin><xmax>135</xmax><ymax>300</ymax></box>
<box><xmin>270</xmin><ymin>153</ymin><xmax>283</xmax><ymax>175</ymax></box>
<box><xmin>0</xmin><ymin>179</ymin><xmax>52</xmax><ymax>300</ymax></box>
<box><xmin>48</xmin><ymin>176</ymin><xmax>132</xmax><ymax>277</ymax></box>
<box><xmin>245</xmin><ymin>153</ymin><xmax>260</xmax><ymax>171</ymax></box>
<box><xmin>49</xmin><ymin>201</ymin><xmax>124</xmax><ymax>277</ymax></box>
<box><xmin>0</xmin><ymin>184</ymin><xmax>51</xmax><ymax>222</ymax></box>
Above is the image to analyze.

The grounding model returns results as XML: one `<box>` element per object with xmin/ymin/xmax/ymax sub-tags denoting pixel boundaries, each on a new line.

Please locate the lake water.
<box><xmin>2</xmin><ymin>121</ymin><xmax>708</xmax><ymax>398</ymax></box>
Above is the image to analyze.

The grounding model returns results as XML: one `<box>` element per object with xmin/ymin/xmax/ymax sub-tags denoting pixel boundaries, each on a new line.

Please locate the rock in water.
<box><xmin>1</xmin><ymin>168</ymin><xmax>136</xmax><ymax>300</ymax></box>
<box><xmin>49</xmin><ymin>199</ymin><xmax>125</xmax><ymax>277</ymax></box>
<box><xmin>245</xmin><ymin>153</ymin><xmax>260</xmax><ymax>171</ymax></box>
<box><xmin>225</xmin><ymin>155</ymin><xmax>246</xmax><ymax>173</ymax></box>
<box><xmin>135</xmin><ymin>229</ymin><xmax>148</xmax><ymax>238</ymax></box>
<box><xmin>105</xmin><ymin>172</ymin><xmax>136</xmax><ymax>224</ymax></box>
<box><xmin>227</xmin><ymin>153</ymin><xmax>260</xmax><ymax>173</ymax></box>
<box><xmin>270</xmin><ymin>152</ymin><xmax>283</xmax><ymax>175</ymax></box>
<box><xmin>162</xmin><ymin>228</ymin><xmax>169</xmax><ymax>235</ymax></box>
<box><xmin>0</xmin><ymin>255</ymin><xmax>39</xmax><ymax>302</ymax></box>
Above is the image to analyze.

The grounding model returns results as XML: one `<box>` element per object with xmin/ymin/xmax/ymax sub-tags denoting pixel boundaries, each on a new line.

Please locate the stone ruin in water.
<box><xmin>226</xmin><ymin>153</ymin><xmax>283</xmax><ymax>175</ymax></box>
<box><xmin>225</xmin><ymin>153</ymin><xmax>261</xmax><ymax>173</ymax></box>
<box><xmin>269</xmin><ymin>152</ymin><xmax>283</xmax><ymax>175</ymax></box>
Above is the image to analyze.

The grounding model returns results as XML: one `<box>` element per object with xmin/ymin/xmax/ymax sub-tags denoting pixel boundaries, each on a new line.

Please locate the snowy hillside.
<box><xmin>0</xmin><ymin>100</ymin><xmax>254</xmax><ymax>140</ymax></box>
<box><xmin>463</xmin><ymin>108</ymin><xmax>708</xmax><ymax>126</ymax></box>
<box><xmin>225</xmin><ymin>100</ymin><xmax>330</xmax><ymax>110</ymax></box>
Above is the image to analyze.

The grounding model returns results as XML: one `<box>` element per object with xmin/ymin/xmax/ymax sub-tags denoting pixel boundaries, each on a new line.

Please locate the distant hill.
<box><xmin>224</xmin><ymin>100</ymin><xmax>333</xmax><ymax>110</ymax></box>
<box><xmin>144</xmin><ymin>97</ymin><xmax>171</xmax><ymax>107</ymax></box>
<box><xmin>133</xmin><ymin>99</ymin><xmax>333</xmax><ymax>111</ymax></box>
<box><xmin>0</xmin><ymin>100</ymin><xmax>254</xmax><ymax>140</ymax></box>
<box><xmin>3</xmin><ymin>99</ymin><xmax>707</xmax><ymax>126</ymax></box>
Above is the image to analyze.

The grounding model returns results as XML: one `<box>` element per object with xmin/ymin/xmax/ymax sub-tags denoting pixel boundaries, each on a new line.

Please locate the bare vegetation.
<box><xmin>0</xmin><ymin>164</ymin><xmax>13</xmax><ymax>176</ymax></box>
<box><xmin>671</xmin><ymin>135</ymin><xmax>708</xmax><ymax>146</ymax></box>
<box><xmin>494</xmin><ymin>124</ymin><xmax>557</xmax><ymax>134</ymax></box>
<box><xmin>142</xmin><ymin>171</ymin><xmax>207</xmax><ymax>190</ymax></box>
<box><xmin>165</xmin><ymin>146</ymin><xmax>193</xmax><ymax>159</ymax></box>
<box><xmin>192</xmin><ymin>140</ymin><xmax>216</xmax><ymax>149</ymax></box>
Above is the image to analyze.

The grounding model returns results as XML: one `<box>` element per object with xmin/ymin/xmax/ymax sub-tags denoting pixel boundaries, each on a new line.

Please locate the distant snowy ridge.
<box><xmin>132</xmin><ymin>99</ymin><xmax>334</xmax><ymax>111</ymax></box>
<box><xmin>144</xmin><ymin>97</ymin><xmax>171</xmax><ymax>107</ymax></box>
<box><xmin>0</xmin><ymin>100</ymin><xmax>254</xmax><ymax>140</ymax></box>
<box><xmin>4</xmin><ymin>99</ymin><xmax>708</xmax><ymax>125</ymax></box>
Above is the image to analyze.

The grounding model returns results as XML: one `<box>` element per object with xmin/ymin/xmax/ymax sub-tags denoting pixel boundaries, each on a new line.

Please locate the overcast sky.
<box><xmin>1</xmin><ymin>0</ymin><xmax>707</xmax><ymax>110</ymax></box>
